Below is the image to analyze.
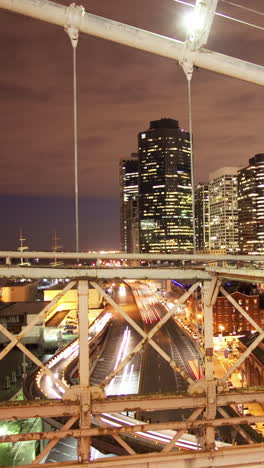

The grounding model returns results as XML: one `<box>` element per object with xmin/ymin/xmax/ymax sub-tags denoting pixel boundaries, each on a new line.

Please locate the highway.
<box><xmin>28</xmin><ymin>281</ymin><xmax>227</xmax><ymax>460</ymax></box>
<box><xmin>128</xmin><ymin>281</ymin><xmax>200</xmax><ymax>425</ymax></box>
<box><xmin>46</xmin><ymin>310</ymin><xmax>69</xmax><ymax>328</ymax></box>
<box><xmin>25</xmin><ymin>312</ymin><xmax>112</xmax><ymax>400</ymax></box>
<box><xmin>91</xmin><ymin>283</ymin><xmax>143</xmax><ymax>396</ymax></box>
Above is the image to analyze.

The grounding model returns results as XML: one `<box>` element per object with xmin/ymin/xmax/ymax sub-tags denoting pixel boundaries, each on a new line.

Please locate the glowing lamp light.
<box><xmin>183</xmin><ymin>9</ymin><xmax>205</xmax><ymax>39</ymax></box>
<box><xmin>0</xmin><ymin>425</ymin><xmax>8</xmax><ymax>436</ymax></box>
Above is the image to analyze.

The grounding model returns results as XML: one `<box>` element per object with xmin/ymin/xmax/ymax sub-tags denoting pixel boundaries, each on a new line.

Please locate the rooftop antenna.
<box><xmin>18</xmin><ymin>228</ymin><xmax>30</xmax><ymax>266</ymax></box>
<box><xmin>50</xmin><ymin>230</ymin><xmax>64</xmax><ymax>267</ymax></box>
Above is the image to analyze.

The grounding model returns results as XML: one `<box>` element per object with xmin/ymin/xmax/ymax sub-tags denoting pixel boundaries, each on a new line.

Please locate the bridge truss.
<box><xmin>0</xmin><ymin>252</ymin><xmax>264</xmax><ymax>467</ymax></box>
<box><xmin>1</xmin><ymin>0</ymin><xmax>264</xmax><ymax>466</ymax></box>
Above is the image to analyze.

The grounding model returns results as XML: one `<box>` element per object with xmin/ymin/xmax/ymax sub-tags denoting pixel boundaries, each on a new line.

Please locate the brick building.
<box><xmin>238</xmin><ymin>334</ymin><xmax>264</xmax><ymax>387</ymax></box>
<box><xmin>213</xmin><ymin>291</ymin><xmax>263</xmax><ymax>335</ymax></box>
<box><xmin>0</xmin><ymin>280</ymin><xmax>38</xmax><ymax>302</ymax></box>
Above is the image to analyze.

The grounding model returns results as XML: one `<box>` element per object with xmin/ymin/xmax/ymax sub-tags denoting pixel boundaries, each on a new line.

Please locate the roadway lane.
<box><xmin>140</xmin><ymin>319</ymin><xmax>193</xmax><ymax>424</ymax></box>
<box><xmin>46</xmin><ymin>309</ymin><xmax>69</xmax><ymax>327</ymax></box>
<box><xmin>31</xmin><ymin>281</ymin><xmax>207</xmax><ymax>459</ymax></box>
<box><xmin>44</xmin><ymin>438</ymin><xmax>77</xmax><ymax>464</ymax></box>
<box><xmin>130</xmin><ymin>282</ymin><xmax>201</xmax><ymax>423</ymax></box>
<box><xmin>167</xmin><ymin>319</ymin><xmax>202</xmax><ymax>378</ymax></box>
<box><xmin>91</xmin><ymin>282</ymin><xmax>144</xmax><ymax>396</ymax></box>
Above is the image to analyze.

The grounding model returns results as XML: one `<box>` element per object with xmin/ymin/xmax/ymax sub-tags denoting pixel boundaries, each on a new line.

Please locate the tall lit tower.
<box><xmin>195</xmin><ymin>183</ymin><xmax>209</xmax><ymax>251</ymax></box>
<box><xmin>209</xmin><ymin>167</ymin><xmax>240</xmax><ymax>253</ymax></box>
<box><xmin>238</xmin><ymin>153</ymin><xmax>264</xmax><ymax>254</ymax></box>
<box><xmin>120</xmin><ymin>153</ymin><xmax>139</xmax><ymax>253</ymax></box>
<box><xmin>138</xmin><ymin>118</ymin><xmax>192</xmax><ymax>253</ymax></box>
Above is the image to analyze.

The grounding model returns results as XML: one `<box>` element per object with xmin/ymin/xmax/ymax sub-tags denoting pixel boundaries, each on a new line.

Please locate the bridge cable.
<box><xmin>220</xmin><ymin>0</ymin><xmax>264</xmax><ymax>18</ymax></box>
<box><xmin>64</xmin><ymin>4</ymin><xmax>85</xmax><ymax>254</ymax></box>
<box><xmin>180</xmin><ymin>1</ymin><xmax>219</xmax><ymax>381</ymax></box>
<box><xmin>73</xmin><ymin>45</ymin><xmax>79</xmax><ymax>254</ymax></box>
<box><xmin>186</xmin><ymin>74</ymin><xmax>196</xmax><ymax>253</ymax></box>
<box><xmin>180</xmin><ymin>40</ymin><xmax>197</xmax><ymax>254</ymax></box>
<box><xmin>173</xmin><ymin>0</ymin><xmax>264</xmax><ymax>32</ymax></box>
<box><xmin>185</xmin><ymin>73</ymin><xmax>206</xmax><ymax>378</ymax></box>
<box><xmin>180</xmin><ymin>0</ymin><xmax>219</xmax><ymax>253</ymax></box>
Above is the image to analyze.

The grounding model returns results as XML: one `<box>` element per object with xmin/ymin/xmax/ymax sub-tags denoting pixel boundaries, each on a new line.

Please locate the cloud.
<box><xmin>0</xmin><ymin>80</ymin><xmax>49</xmax><ymax>101</ymax></box>
<box><xmin>0</xmin><ymin>0</ymin><xmax>263</xmax><ymax>249</ymax></box>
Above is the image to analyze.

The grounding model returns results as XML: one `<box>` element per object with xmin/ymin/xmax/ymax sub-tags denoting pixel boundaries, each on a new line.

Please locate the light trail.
<box><xmin>34</xmin><ymin>283</ymin><xmax>225</xmax><ymax>452</ymax></box>
<box><xmin>113</xmin><ymin>327</ymin><xmax>130</xmax><ymax>370</ymax></box>
<box><xmin>99</xmin><ymin>412</ymin><xmax>229</xmax><ymax>451</ymax></box>
<box><xmin>35</xmin><ymin>312</ymin><xmax>112</xmax><ymax>397</ymax></box>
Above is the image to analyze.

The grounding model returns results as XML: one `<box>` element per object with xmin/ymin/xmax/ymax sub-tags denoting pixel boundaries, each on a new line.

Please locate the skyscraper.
<box><xmin>195</xmin><ymin>183</ymin><xmax>209</xmax><ymax>251</ymax></box>
<box><xmin>138</xmin><ymin>118</ymin><xmax>193</xmax><ymax>253</ymax></box>
<box><xmin>120</xmin><ymin>153</ymin><xmax>139</xmax><ymax>253</ymax></box>
<box><xmin>238</xmin><ymin>153</ymin><xmax>264</xmax><ymax>254</ymax></box>
<box><xmin>209</xmin><ymin>167</ymin><xmax>240</xmax><ymax>253</ymax></box>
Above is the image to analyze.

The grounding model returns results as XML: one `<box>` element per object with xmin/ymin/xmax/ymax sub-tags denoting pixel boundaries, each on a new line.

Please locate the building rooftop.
<box><xmin>0</xmin><ymin>301</ymin><xmax>47</xmax><ymax>316</ymax></box>
<box><xmin>249</xmin><ymin>153</ymin><xmax>264</xmax><ymax>166</ymax></box>
<box><xmin>209</xmin><ymin>166</ymin><xmax>241</xmax><ymax>181</ymax></box>
<box><xmin>149</xmin><ymin>118</ymin><xmax>179</xmax><ymax>130</ymax></box>
<box><xmin>0</xmin><ymin>280</ymin><xmax>36</xmax><ymax>288</ymax></box>
<box><xmin>240</xmin><ymin>333</ymin><xmax>264</xmax><ymax>366</ymax></box>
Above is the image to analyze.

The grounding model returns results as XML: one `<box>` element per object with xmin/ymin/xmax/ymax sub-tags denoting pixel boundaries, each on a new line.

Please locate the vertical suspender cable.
<box><xmin>180</xmin><ymin>0</ymin><xmax>219</xmax><ymax>255</ymax></box>
<box><xmin>65</xmin><ymin>4</ymin><xmax>84</xmax><ymax>255</ymax></box>
<box><xmin>187</xmin><ymin>75</ymin><xmax>203</xmax><ymax>376</ymax></box>
<box><xmin>187</xmin><ymin>76</ymin><xmax>196</xmax><ymax>254</ymax></box>
<box><xmin>73</xmin><ymin>45</ymin><xmax>79</xmax><ymax>254</ymax></box>
<box><xmin>183</xmin><ymin>69</ymin><xmax>201</xmax><ymax>372</ymax></box>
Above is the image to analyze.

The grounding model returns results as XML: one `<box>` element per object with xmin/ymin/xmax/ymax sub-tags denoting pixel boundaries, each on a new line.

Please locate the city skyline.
<box><xmin>138</xmin><ymin>118</ymin><xmax>193</xmax><ymax>253</ymax></box>
<box><xmin>0</xmin><ymin>0</ymin><xmax>263</xmax><ymax>251</ymax></box>
<box><xmin>238</xmin><ymin>153</ymin><xmax>264</xmax><ymax>254</ymax></box>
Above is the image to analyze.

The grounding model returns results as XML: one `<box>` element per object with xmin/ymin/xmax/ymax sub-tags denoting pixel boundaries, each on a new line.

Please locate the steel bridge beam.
<box><xmin>92</xmin><ymin>280</ymin><xmax>199</xmax><ymax>386</ymax></box>
<box><xmin>1</xmin><ymin>264</ymin><xmax>264</xmax><ymax>282</ymax></box>
<box><xmin>78</xmin><ymin>280</ymin><xmax>91</xmax><ymax>462</ymax></box>
<box><xmin>207</xmin><ymin>266</ymin><xmax>264</xmax><ymax>283</ymax></box>
<box><xmin>1</xmin><ymin>250</ymin><xmax>264</xmax><ymax>262</ymax></box>
<box><xmin>1</xmin><ymin>265</ymin><xmax>264</xmax><ymax>282</ymax></box>
<box><xmin>6</xmin><ymin>443</ymin><xmax>264</xmax><ymax>468</ymax></box>
<box><xmin>1</xmin><ymin>389</ymin><xmax>264</xmax><ymax>419</ymax></box>
<box><xmin>2</xmin><ymin>413</ymin><xmax>264</xmax><ymax>442</ymax></box>
<box><xmin>0</xmin><ymin>264</ymin><xmax>264</xmax><ymax>465</ymax></box>
<box><xmin>1</xmin><ymin>0</ymin><xmax>264</xmax><ymax>87</ymax></box>
<box><xmin>0</xmin><ymin>265</ymin><xmax>211</xmax><ymax>280</ymax></box>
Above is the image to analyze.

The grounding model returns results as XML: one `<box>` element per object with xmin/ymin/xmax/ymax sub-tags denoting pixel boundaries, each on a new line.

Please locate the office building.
<box><xmin>209</xmin><ymin>167</ymin><xmax>240</xmax><ymax>253</ymax></box>
<box><xmin>0</xmin><ymin>280</ymin><xmax>38</xmax><ymax>302</ymax></box>
<box><xmin>238</xmin><ymin>153</ymin><xmax>264</xmax><ymax>254</ymax></box>
<box><xmin>195</xmin><ymin>183</ymin><xmax>209</xmax><ymax>251</ymax></box>
<box><xmin>120</xmin><ymin>153</ymin><xmax>139</xmax><ymax>253</ymax></box>
<box><xmin>138</xmin><ymin>118</ymin><xmax>193</xmax><ymax>253</ymax></box>
<box><xmin>213</xmin><ymin>291</ymin><xmax>262</xmax><ymax>335</ymax></box>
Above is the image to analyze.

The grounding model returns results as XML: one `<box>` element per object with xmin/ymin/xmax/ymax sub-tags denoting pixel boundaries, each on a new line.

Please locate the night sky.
<box><xmin>0</xmin><ymin>0</ymin><xmax>263</xmax><ymax>251</ymax></box>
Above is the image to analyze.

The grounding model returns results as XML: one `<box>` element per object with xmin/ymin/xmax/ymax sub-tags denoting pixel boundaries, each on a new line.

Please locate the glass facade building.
<box><xmin>195</xmin><ymin>183</ymin><xmax>209</xmax><ymax>251</ymax></box>
<box><xmin>138</xmin><ymin>118</ymin><xmax>193</xmax><ymax>253</ymax></box>
<box><xmin>238</xmin><ymin>153</ymin><xmax>264</xmax><ymax>254</ymax></box>
<box><xmin>120</xmin><ymin>153</ymin><xmax>139</xmax><ymax>253</ymax></box>
<box><xmin>209</xmin><ymin>167</ymin><xmax>240</xmax><ymax>253</ymax></box>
